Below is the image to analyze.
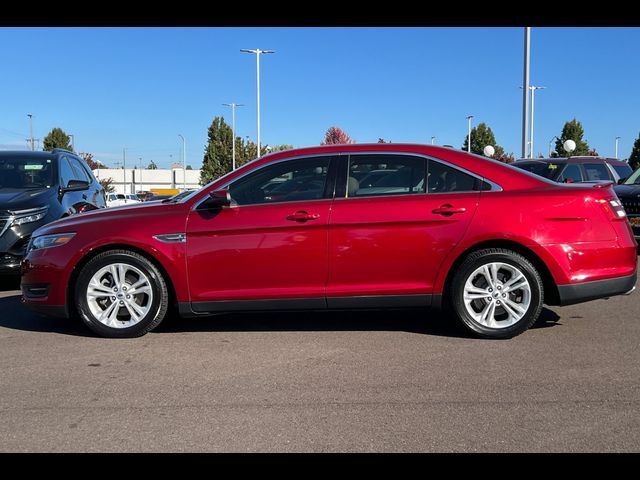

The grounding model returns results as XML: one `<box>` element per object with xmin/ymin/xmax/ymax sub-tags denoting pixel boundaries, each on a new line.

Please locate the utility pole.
<box><xmin>615</xmin><ymin>136</ymin><xmax>621</xmax><ymax>159</ymax></box>
<box><xmin>123</xmin><ymin>147</ymin><xmax>127</xmax><ymax>197</ymax></box>
<box><xmin>522</xmin><ymin>27</ymin><xmax>531</xmax><ymax>158</ymax></box>
<box><xmin>529</xmin><ymin>86</ymin><xmax>546</xmax><ymax>158</ymax></box>
<box><xmin>466</xmin><ymin>115</ymin><xmax>474</xmax><ymax>153</ymax></box>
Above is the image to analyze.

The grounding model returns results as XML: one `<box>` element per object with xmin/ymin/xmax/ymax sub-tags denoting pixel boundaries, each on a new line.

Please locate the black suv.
<box><xmin>614</xmin><ymin>167</ymin><xmax>640</xmax><ymax>241</ymax></box>
<box><xmin>0</xmin><ymin>149</ymin><xmax>106</xmax><ymax>274</ymax></box>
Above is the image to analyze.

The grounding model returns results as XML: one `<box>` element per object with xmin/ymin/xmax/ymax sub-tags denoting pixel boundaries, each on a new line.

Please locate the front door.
<box><xmin>327</xmin><ymin>153</ymin><xmax>480</xmax><ymax>305</ymax></box>
<box><xmin>186</xmin><ymin>155</ymin><xmax>338</xmax><ymax>311</ymax></box>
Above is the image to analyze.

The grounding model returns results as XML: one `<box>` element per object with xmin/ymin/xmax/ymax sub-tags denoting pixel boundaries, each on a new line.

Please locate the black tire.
<box><xmin>75</xmin><ymin>249</ymin><xmax>169</xmax><ymax>338</ymax></box>
<box><xmin>448</xmin><ymin>248</ymin><xmax>544</xmax><ymax>339</ymax></box>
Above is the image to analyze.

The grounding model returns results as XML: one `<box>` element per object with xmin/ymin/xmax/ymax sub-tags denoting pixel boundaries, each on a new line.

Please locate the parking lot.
<box><xmin>1</xmin><ymin>266</ymin><xmax>639</xmax><ymax>453</ymax></box>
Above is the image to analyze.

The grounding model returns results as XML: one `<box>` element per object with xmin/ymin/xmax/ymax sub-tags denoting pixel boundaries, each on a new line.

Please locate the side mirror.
<box><xmin>199</xmin><ymin>189</ymin><xmax>232</xmax><ymax>209</ymax></box>
<box><xmin>61</xmin><ymin>179</ymin><xmax>90</xmax><ymax>192</ymax></box>
<box><xmin>618</xmin><ymin>178</ymin><xmax>627</xmax><ymax>185</ymax></box>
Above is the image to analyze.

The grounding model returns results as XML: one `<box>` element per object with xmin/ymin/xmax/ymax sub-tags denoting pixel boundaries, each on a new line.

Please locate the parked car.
<box><xmin>614</xmin><ymin>167</ymin><xmax>640</xmax><ymax>240</ymax></box>
<box><xmin>21</xmin><ymin>144</ymin><xmax>637</xmax><ymax>339</ymax></box>
<box><xmin>106</xmin><ymin>193</ymin><xmax>142</xmax><ymax>207</ymax></box>
<box><xmin>512</xmin><ymin>156</ymin><xmax>633</xmax><ymax>184</ymax></box>
<box><xmin>0</xmin><ymin>149</ymin><xmax>105</xmax><ymax>275</ymax></box>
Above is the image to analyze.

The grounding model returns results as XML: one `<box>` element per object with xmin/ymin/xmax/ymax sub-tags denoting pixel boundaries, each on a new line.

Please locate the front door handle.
<box><xmin>432</xmin><ymin>204</ymin><xmax>467</xmax><ymax>215</ymax></box>
<box><xmin>286</xmin><ymin>211</ymin><xmax>321</xmax><ymax>222</ymax></box>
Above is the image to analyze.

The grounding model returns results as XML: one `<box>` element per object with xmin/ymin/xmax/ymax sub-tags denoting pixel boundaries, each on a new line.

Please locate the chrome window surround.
<box><xmin>192</xmin><ymin>150</ymin><xmax>503</xmax><ymax>210</ymax></box>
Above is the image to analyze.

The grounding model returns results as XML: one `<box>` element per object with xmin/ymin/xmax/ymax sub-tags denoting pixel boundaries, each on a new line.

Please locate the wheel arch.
<box><xmin>439</xmin><ymin>239</ymin><xmax>560</xmax><ymax>307</ymax></box>
<box><xmin>67</xmin><ymin>243</ymin><xmax>178</xmax><ymax>317</ymax></box>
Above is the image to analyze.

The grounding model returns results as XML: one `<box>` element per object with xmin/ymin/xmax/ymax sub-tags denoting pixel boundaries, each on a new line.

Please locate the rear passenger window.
<box><xmin>427</xmin><ymin>160</ymin><xmax>477</xmax><ymax>193</ymax></box>
<box><xmin>584</xmin><ymin>163</ymin><xmax>611</xmax><ymax>181</ymax></box>
<box><xmin>347</xmin><ymin>154</ymin><xmax>426</xmax><ymax>197</ymax></box>
<box><xmin>559</xmin><ymin>164</ymin><xmax>583</xmax><ymax>182</ymax></box>
<box><xmin>69</xmin><ymin>157</ymin><xmax>91</xmax><ymax>182</ymax></box>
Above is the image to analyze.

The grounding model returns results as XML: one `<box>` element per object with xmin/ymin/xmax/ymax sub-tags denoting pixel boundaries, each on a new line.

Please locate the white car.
<box><xmin>106</xmin><ymin>193</ymin><xmax>142</xmax><ymax>208</ymax></box>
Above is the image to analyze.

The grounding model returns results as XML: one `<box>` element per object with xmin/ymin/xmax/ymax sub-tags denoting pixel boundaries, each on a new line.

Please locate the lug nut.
<box><xmin>123</xmin><ymin>287</ymin><xmax>127</xmax><ymax>291</ymax></box>
<box><xmin>111</xmin><ymin>296</ymin><xmax>116</xmax><ymax>301</ymax></box>
<box><xmin>488</xmin><ymin>288</ymin><xmax>493</xmax><ymax>292</ymax></box>
<box><xmin>496</xmin><ymin>300</ymin><xmax>501</xmax><ymax>305</ymax></box>
<box><xmin>502</xmin><ymin>293</ymin><xmax>506</xmax><ymax>298</ymax></box>
<box><xmin>497</xmin><ymin>286</ymin><xmax>501</xmax><ymax>290</ymax></box>
<box><xmin>113</xmin><ymin>287</ymin><xmax>118</xmax><ymax>292</ymax></box>
<box><xmin>119</xmin><ymin>301</ymin><xmax>124</xmax><ymax>305</ymax></box>
<box><xmin>126</xmin><ymin>295</ymin><xmax>131</xmax><ymax>299</ymax></box>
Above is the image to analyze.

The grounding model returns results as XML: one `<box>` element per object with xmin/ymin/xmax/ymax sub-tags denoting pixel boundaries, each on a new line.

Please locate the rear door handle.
<box><xmin>286</xmin><ymin>211</ymin><xmax>321</xmax><ymax>222</ymax></box>
<box><xmin>432</xmin><ymin>204</ymin><xmax>467</xmax><ymax>215</ymax></box>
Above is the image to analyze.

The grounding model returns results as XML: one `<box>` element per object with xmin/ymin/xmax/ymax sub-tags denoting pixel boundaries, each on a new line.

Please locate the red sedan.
<box><xmin>20</xmin><ymin>144</ymin><xmax>638</xmax><ymax>339</ymax></box>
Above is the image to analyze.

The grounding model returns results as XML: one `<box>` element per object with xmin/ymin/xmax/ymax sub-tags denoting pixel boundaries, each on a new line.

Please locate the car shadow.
<box><xmin>0</xmin><ymin>276</ymin><xmax>20</xmax><ymax>292</ymax></box>
<box><xmin>0</xmin><ymin>291</ymin><xmax>561</xmax><ymax>338</ymax></box>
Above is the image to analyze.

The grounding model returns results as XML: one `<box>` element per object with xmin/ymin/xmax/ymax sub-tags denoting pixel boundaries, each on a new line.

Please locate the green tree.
<box><xmin>186</xmin><ymin>165</ymin><xmax>193</xmax><ymax>170</ymax></box>
<box><xmin>461</xmin><ymin>122</ymin><xmax>505</xmax><ymax>158</ymax></box>
<box><xmin>553</xmin><ymin>119</ymin><xmax>590</xmax><ymax>157</ymax></box>
<box><xmin>42</xmin><ymin>127</ymin><xmax>73</xmax><ymax>152</ymax></box>
<box><xmin>200</xmin><ymin>116</ymin><xmax>233</xmax><ymax>185</ymax></box>
<box><xmin>629</xmin><ymin>133</ymin><xmax>640</xmax><ymax>170</ymax></box>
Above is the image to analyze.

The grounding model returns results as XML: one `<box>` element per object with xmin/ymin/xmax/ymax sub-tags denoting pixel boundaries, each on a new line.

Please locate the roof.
<box><xmin>0</xmin><ymin>150</ymin><xmax>57</xmax><ymax>159</ymax></box>
<box><xmin>514</xmin><ymin>156</ymin><xmax>629</xmax><ymax>165</ymax></box>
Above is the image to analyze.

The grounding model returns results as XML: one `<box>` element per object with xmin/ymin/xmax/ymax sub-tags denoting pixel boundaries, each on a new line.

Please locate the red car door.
<box><xmin>185</xmin><ymin>155</ymin><xmax>337</xmax><ymax>311</ymax></box>
<box><xmin>327</xmin><ymin>153</ymin><xmax>480</xmax><ymax>305</ymax></box>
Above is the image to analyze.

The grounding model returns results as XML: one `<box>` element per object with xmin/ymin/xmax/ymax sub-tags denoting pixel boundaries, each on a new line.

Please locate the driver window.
<box><xmin>229</xmin><ymin>157</ymin><xmax>331</xmax><ymax>206</ymax></box>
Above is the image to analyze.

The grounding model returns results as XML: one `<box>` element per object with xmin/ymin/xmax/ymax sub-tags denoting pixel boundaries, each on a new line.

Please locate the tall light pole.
<box><xmin>122</xmin><ymin>147</ymin><xmax>127</xmax><ymax>197</ymax></box>
<box><xmin>431</xmin><ymin>136</ymin><xmax>436</xmax><ymax>145</ymax></box>
<box><xmin>178</xmin><ymin>134</ymin><xmax>186</xmax><ymax>191</ymax></box>
<box><xmin>529</xmin><ymin>85</ymin><xmax>546</xmax><ymax>158</ymax></box>
<box><xmin>27</xmin><ymin>113</ymin><xmax>35</xmax><ymax>151</ymax></box>
<box><xmin>466</xmin><ymin>115</ymin><xmax>474</xmax><ymax>153</ymax></box>
<box><xmin>522</xmin><ymin>27</ymin><xmax>531</xmax><ymax>159</ymax></box>
<box><xmin>240</xmin><ymin>48</ymin><xmax>274</xmax><ymax>157</ymax></box>
<box><xmin>138</xmin><ymin>157</ymin><xmax>143</xmax><ymax>192</ymax></box>
<box><xmin>615</xmin><ymin>136</ymin><xmax>621</xmax><ymax>159</ymax></box>
<box><xmin>223</xmin><ymin>102</ymin><xmax>244</xmax><ymax>170</ymax></box>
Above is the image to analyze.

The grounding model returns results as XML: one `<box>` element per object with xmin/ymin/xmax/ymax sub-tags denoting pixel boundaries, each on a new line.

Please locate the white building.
<box><xmin>93</xmin><ymin>168</ymin><xmax>202</xmax><ymax>194</ymax></box>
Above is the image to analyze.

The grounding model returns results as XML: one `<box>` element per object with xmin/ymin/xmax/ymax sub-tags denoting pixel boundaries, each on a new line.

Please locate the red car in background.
<box><xmin>21</xmin><ymin>144</ymin><xmax>637</xmax><ymax>339</ymax></box>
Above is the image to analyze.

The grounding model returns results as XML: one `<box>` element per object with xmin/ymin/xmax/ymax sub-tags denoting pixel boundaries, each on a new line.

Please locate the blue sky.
<box><xmin>0</xmin><ymin>27</ymin><xmax>639</xmax><ymax>168</ymax></box>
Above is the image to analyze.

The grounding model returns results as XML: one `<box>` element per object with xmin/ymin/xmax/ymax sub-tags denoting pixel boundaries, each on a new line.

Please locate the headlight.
<box><xmin>28</xmin><ymin>233</ymin><xmax>76</xmax><ymax>252</ymax></box>
<box><xmin>11</xmin><ymin>206</ymin><xmax>49</xmax><ymax>226</ymax></box>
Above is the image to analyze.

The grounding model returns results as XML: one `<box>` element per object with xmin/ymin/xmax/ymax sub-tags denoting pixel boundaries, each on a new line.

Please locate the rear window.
<box><xmin>612</xmin><ymin>164</ymin><xmax>633</xmax><ymax>179</ymax></box>
<box><xmin>583</xmin><ymin>163</ymin><xmax>611</xmax><ymax>181</ymax></box>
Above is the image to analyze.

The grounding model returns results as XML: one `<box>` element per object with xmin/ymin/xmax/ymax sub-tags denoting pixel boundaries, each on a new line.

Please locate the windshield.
<box><xmin>511</xmin><ymin>162</ymin><xmax>561</xmax><ymax>180</ymax></box>
<box><xmin>623</xmin><ymin>168</ymin><xmax>640</xmax><ymax>185</ymax></box>
<box><xmin>0</xmin><ymin>157</ymin><xmax>55</xmax><ymax>189</ymax></box>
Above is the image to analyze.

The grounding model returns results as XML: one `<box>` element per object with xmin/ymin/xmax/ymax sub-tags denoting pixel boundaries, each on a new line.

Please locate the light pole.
<box><xmin>122</xmin><ymin>147</ymin><xmax>127</xmax><ymax>197</ymax></box>
<box><xmin>223</xmin><ymin>102</ymin><xmax>244</xmax><ymax>170</ymax></box>
<box><xmin>178</xmin><ymin>134</ymin><xmax>186</xmax><ymax>191</ymax></box>
<box><xmin>549</xmin><ymin>136</ymin><xmax>560</xmax><ymax>157</ymax></box>
<box><xmin>240</xmin><ymin>48</ymin><xmax>274</xmax><ymax>157</ymax></box>
<box><xmin>27</xmin><ymin>113</ymin><xmax>35</xmax><ymax>151</ymax></box>
<box><xmin>529</xmin><ymin>86</ymin><xmax>546</xmax><ymax>158</ymax></box>
<box><xmin>615</xmin><ymin>136</ymin><xmax>621</xmax><ymax>159</ymax></box>
<box><xmin>522</xmin><ymin>27</ymin><xmax>531</xmax><ymax>159</ymax></box>
<box><xmin>466</xmin><ymin>115</ymin><xmax>474</xmax><ymax>153</ymax></box>
<box><xmin>138</xmin><ymin>157</ymin><xmax>143</xmax><ymax>193</ymax></box>
<box><xmin>431</xmin><ymin>136</ymin><xmax>436</xmax><ymax>145</ymax></box>
<box><xmin>69</xmin><ymin>134</ymin><xmax>74</xmax><ymax>152</ymax></box>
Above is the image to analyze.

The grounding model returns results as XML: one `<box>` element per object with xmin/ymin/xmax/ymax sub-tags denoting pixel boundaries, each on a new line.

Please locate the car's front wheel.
<box><xmin>449</xmin><ymin>248</ymin><xmax>544</xmax><ymax>339</ymax></box>
<box><xmin>75</xmin><ymin>249</ymin><xmax>169</xmax><ymax>338</ymax></box>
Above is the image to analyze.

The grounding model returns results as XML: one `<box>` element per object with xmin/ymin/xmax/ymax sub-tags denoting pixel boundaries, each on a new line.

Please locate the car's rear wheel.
<box><xmin>75</xmin><ymin>250</ymin><xmax>168</xmax><ymax>338</ymax></box>
<box><xmin>449</xmin><ymin>248</ymin><xmax>544</xmax><ymax>339</ymax></box>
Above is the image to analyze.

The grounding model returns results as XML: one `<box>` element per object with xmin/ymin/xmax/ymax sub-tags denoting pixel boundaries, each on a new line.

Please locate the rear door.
<box><xmin>326</xmin><ymin>153</ymin><xmax>480</xmax><ymax>306</ymax></box>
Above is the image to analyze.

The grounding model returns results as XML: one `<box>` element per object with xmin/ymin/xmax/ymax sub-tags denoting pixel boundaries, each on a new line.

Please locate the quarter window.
<box><xmin>347</xmin><ymin>154</ymin><xmax>426</xmax><ymax>197</ymax></box>
<box><xmin>229</xmin><ymin>157</ymin><xmax>332</xmax><ymax>206</ymax></box>
<box><xmin>427</xmin><ymin>160</ymin><xmax>477</xmax><ymax>193</ymax></box>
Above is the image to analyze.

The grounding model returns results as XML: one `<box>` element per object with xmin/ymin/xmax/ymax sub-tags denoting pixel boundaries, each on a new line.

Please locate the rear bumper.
<box><xmin>557</xmin><ymin>272</ymin><xmax>637</xmax><ymax>306</ymax></box>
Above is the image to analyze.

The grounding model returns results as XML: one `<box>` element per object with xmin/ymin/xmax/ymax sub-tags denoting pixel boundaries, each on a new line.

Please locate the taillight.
<box><xmin>595</xmin><ymin>197</ymin><xmax>627</xmax><ymax>220</ymax></box>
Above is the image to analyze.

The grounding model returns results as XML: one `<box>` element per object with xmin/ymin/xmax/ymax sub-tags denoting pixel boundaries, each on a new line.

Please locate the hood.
<box><xmin>0</xmin><ymin>187</ymin><xmax>55</xmax><ymax>211</ymax></box>
<box><xmin>613</xmin><ymin>184</ymin><xmax>640</xmax><ymax>198</ymax></box>
<box><xmin>33</xmin><ymin>200</ymin><xmax>187</xmax><ymax>236</ymax></box>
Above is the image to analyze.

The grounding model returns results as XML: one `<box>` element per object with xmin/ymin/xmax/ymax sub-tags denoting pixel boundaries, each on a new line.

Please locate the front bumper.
<box><xmin>557</xmin><ymin>272</ymin><xmax>637</xmax><ymax>306</ymax></box>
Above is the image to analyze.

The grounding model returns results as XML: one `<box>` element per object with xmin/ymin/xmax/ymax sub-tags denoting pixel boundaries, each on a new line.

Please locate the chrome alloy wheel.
<box><xmin>462</xmin><ymin>262</ymin><xmax>531</xmax><ymax>329</ymax></box>
<box><xmin>85</xmin><ymin>263</ymin><xmax>154</xmax><ymax>329</ymax></box>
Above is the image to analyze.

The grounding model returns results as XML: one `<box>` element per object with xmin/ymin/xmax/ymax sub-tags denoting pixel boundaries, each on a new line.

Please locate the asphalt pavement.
<box><xmin>0</xmin><ymin>269</ymin><xmax>639</xmax><ymax>452</ymax></box>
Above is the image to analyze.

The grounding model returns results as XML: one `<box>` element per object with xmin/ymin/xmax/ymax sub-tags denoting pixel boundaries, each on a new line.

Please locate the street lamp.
<box><xmin>431</xmin><ymin>136</ymin><xmax>436</xmax><ymax>145</ymax></box>
<box><xmin>483</xmin><ymin>145</ymin><xmax>495</xmax><ymax>157</ymax></box>
<box><xmin>240</xmin><ymin>48</ymin><xmax>275</xmax><ymax>157</ymax></box>
<box><xmin>615</xmin><ymin>136</ymin><xmax>621</xmax><ymax>159</ymax></box>
<box><xmin>529</xmin><ymin>86</ymin><xmax>546</xmax><ymax>158</ymax></box>
<box><xmin>178</xmin><ymin>134</ymin><xmax>186</xmax><ymax>191</ymax></box>
<box><xmin>466</xmin><ymin>115</ymin><xmax>474</xmax><ymax>153</ymax></box>
<box><xmin>563</xmin><ymin>139</ymin><xmax>576</xmax><ymax>157</ymax></box>
<box><xmin>548</xmin><ymin>135</ymin><xmax>560</xmax><ymax>157</ymax></box>
<box><xmin>138</xmin><ymin>157</ymin><xmax>143</xmax><ymax>193</ymax></box>
<box><xmin>222</xmin><ymin>102</ymin><xmax>245</xmax><ymax>170</ymax></box>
